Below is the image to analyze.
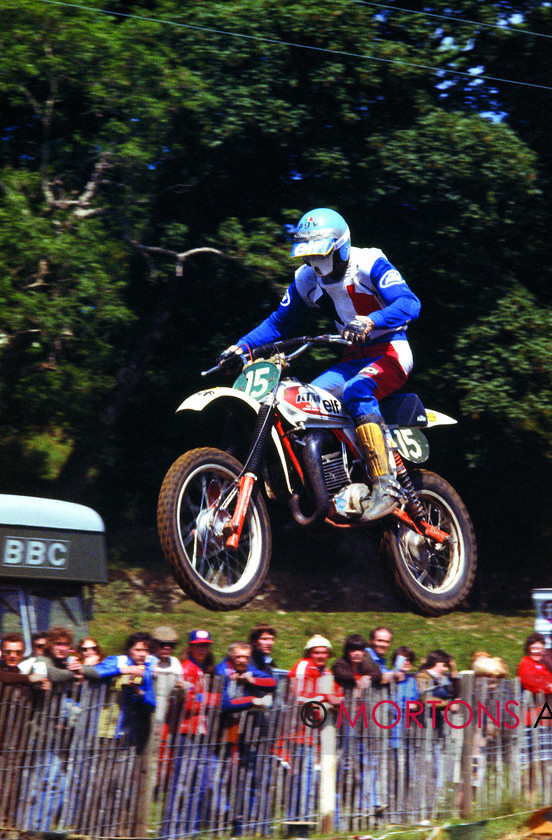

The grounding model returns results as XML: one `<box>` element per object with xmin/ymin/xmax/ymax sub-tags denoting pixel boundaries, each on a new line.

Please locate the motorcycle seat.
<box><xmin>379</xmin><ymin>393</ymin><xmax>428</xmax><ymax>429</ymax></box>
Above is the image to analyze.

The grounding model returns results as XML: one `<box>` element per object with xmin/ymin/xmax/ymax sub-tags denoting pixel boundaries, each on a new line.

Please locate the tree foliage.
<box><xmin>0</xmin><ymin>0</ymin><xmax>551</xmax><ymax>584</ymax></box>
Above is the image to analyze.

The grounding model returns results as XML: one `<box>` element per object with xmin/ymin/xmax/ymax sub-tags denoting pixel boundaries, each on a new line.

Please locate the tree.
<box><xmin>0</xmin><ymin>0</ymin><xmax>551</xmax><ymax>588</ymax></box>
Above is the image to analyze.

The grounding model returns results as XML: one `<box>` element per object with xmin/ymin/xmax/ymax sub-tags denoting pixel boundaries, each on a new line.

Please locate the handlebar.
<box><xmin>250</xmin><ymin>334</ymin><xmax>349</xmax><ymax>360</ymax></box>
<box><xmin>201</xmin><ymin>335</ymin><xmax>349</xmax><ymax>377</ymax></box>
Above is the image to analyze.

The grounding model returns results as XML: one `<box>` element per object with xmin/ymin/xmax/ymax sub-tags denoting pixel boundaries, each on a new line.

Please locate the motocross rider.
<box><xmin>219</xmin><ymin>208</ymin><xmax>421</xmax><ymax>521</ymax></box>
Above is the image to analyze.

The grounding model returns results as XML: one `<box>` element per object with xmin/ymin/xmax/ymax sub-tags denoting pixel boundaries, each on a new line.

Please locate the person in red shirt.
<box><xmin>517</xmin><ymin>632</ymin><xmax>552</xmax><ymax>737</ymax></box>
<box><xmin>180</xmin><ymin>630</ymin><xmax>216</xmax><ymax>735</ymax></box>
<box><xmin>286</xmin><ymin>636</ymin><xmax>342</xmax><ymax>820</ymax></box>
<box><xmin>288</xmin><ymin>635</ymin><xmax>342</xmax><ymax>705</ymax></box>
<box><xmin>164</xmin><ymin>630</ymin><xmax>217</xmax><ymax>836</ymax></box>
<box><xmin>518</xmin><ymin>632</ymin><xmax>552</xmax><ymax>694</ymax></box>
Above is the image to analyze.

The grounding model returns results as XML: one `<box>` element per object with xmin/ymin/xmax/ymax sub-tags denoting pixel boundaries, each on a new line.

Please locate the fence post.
<box><xmin>135</xmin><ymin>713</ymin><xmax>157</xmax><ymax>837</ymax></box>
<box><xmin>319</xmin><ymin>703</ymin><xmax>337</xmax><ymax>834</ymax></box>
<box><xmin>459</xmin><ymin>671</ymin><xmax>475</xmax><ymax>818</ymax></box>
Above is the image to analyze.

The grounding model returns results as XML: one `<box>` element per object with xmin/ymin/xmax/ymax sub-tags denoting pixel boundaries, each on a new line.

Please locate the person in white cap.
<box><xmin>288</xmin><ymin>635</ymin><xmax>342</xmax><ymax>704</ymax></box>
<box><xmin>151</xmin><ymin>626</ymin><xmax>184</xmax><ymax>723</ymax></box>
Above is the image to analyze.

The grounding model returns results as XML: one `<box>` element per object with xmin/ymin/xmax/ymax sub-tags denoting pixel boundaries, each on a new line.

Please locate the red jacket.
<box><xmin>518</xmin><ymin>656</ymin><xmax>552</xmax><ymax>695</ymax></box>
<box><xmin>288</xmin><ymin>658</ymin><xmax>342</xmax><ymax>702</ymax></box>
<box><xmin>179</xmin><ymin>658</ymin><xmax>218</xmax><ymax>734</ymax></box>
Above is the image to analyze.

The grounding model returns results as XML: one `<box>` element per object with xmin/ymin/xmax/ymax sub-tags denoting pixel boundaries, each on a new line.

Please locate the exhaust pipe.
<box><xmin>289</xmin><ymin>432</ymin><xmax>330</xmax><ymax>527</ymax></box>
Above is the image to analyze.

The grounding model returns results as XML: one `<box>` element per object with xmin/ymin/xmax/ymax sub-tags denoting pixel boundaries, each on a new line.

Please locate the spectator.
<box><xmin>182</xmin><ymin>629</ymin><xmax>215</xmax><ymax>682</ymax></box>
<box><xmin>82</xmin><ymin>631</ymin><xmax>156</xmax><ymax>747</ymax></box>
<box><xmin>216</xmin><ymin>643</ymin><xmax>277</xmax><ymax>835</ymax></box>
<box><xmin>152</xmin><ymin>626</ymin><xmax>182</xmax><ymax>674</ymax></box>
<box><xmin>0</xmin><ymin>633</ymin><xmax>50</xmax><ymax>687</ymax></box>
<box><xmin>287</xmin><ymin>637</ymin><xmax>342</xmax><ymax>822</ymax></box>
<box><xmin>76</xmin><ymin>637</ymin><xmax>104</xmax><ymax>666</ymax></box>
<box><xmin>19</xmin><ymin>631</ymin><xmax>48</xmax><ymax>674</ymax></box>
<box><xmin>366</xmin><ymin>626</ymin><xmax>405</xmax><ymax>685</ymax></box>
<box><xmin>518</xmin><ymin>632</ymin><xmax>552</xmax><ymax>695</ymax></box>
<box><xmin>217</xmin><ymin>642</ymin><xmax>277</xmax><ymax>713</ymax></box>
<box><xmin>470</xmin><ymin>650</ymin><xmax>509</xmax><ymax>679</ymax></box>
<box><xmin>164</xmin><ymin>631</ymin><xmax>217</xmax><ymax>835</ymax></box>
<box><xmin>248</xmin><ymin>624</ymin><xmax>277</xmax><ymax>678</ymax></box>
<box><xmin>332</xmin><ymin>633</ymin><xmax>382</xmax><ymax>692</ymax></box>
<box><xmin>392</xmin><ymin>645</ymin><xmax>419</xmax><ymax>708</ymax></box>
<box><xmin>24</xmin><ymin>629</ymin><xmax>79</xmax><ymax>830</ymax></box>
<box><xmin>416</xmin><ymin>650</ymin><xmax>459</xmax><ymax>734</ymax></box>
<box><xmin>150</xmin><ymin>626</ymin><xmax>183</xmax><ymax>724</ymax></box>
<box><xmin>288</xmin><ymin>635</ymin><xmax>342</xmax><ymax>706</ymax></box>
<box><xmin>32</xmin><ymin>627</ymin><xmax>82</xmax><ymax>684</ymax></box>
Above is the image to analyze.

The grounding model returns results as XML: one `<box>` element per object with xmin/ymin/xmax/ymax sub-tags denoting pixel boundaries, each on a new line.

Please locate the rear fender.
<box><xmin>424</xmin><ymin>409</ymin><xmax>457</xmax><ymax>427</ymax></box>
<box><xmin>177</xmin><ymin>388</ymin><xmax>293</xmax><ymax>494</ymax></box>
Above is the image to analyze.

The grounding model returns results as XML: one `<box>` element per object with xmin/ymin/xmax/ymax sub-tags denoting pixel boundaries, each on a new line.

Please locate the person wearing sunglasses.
<box><xmin>218</xmin><ymin>207</ymin><xmax>421</xmax><ymax>522</ymax></box>
<box><xmin>19</xmin><ymin>632</ymin><xmax>48</xmax><ymax>675</ymax></box>
<box><xmin>76</xmin><ymin>637</ymin><xmax>104</xmax><ymax>666</ymax></box>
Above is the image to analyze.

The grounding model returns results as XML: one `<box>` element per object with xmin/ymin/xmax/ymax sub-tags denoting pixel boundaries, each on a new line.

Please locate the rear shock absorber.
<box><xmin>393</xmin><ymin>450</ymin><xmax>425</xmax><ymax>523</ymax></box>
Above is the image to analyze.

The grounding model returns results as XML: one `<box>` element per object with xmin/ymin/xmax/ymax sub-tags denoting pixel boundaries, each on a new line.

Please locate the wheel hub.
<box><xmin>195</xmin><ymin>505</ymin><xmax>232</xmax><ymax>551</ymax></box>
<box><xmin>402</xmin><ymin>531</ymin><xmax>430</xmax><ymax>565</ymax></box>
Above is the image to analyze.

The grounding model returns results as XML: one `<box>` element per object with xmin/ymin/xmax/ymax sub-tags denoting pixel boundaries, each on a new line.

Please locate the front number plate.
<box><xmin>233</xmin><ymin>361</ymin><xmax>279</xmax><ymax>402</ymax></box>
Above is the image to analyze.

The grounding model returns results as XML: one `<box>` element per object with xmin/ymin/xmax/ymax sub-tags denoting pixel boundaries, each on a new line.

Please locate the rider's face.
<box><xmin>303</xmin><ymin>254</ymin><xmax>334</xmax><ymax>277</ymax></box>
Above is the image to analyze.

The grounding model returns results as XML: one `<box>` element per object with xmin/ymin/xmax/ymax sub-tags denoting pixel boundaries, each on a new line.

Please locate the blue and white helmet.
<box><xmin>290</xmin><ymin>208</ymin><xmax>351</xmax><ymax>277</ymax></box>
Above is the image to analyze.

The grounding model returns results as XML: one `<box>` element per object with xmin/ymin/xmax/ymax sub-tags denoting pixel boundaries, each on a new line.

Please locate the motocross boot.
<box><xmin>355</xmin><ymin>415</ymin><xmax>402</xmax><ymax>522</ymax></box>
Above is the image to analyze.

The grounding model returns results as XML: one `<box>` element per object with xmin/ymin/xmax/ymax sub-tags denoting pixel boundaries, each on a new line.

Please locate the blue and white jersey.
<box><xmin>238</xmin><ymin>247</ymin><xmax>420</xmax><ymax>350</ymax></box>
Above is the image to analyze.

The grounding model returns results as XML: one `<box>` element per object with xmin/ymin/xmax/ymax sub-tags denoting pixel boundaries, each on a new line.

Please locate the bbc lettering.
<box><xmin>2</xmin><ymin>537</ymin><xmax>69</xmax><ymax>568</ymax></box>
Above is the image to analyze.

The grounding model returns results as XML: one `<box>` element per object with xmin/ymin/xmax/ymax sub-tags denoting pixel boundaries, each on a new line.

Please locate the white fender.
<box><xmin>424</xmin><ymin>408</ymin><xmax>457</xmax><ymax>427</ymax></box>
<box><xmin>177</xmin><ymin>387</ymin><xmax>294</xmax><ymax>494</ymax></box>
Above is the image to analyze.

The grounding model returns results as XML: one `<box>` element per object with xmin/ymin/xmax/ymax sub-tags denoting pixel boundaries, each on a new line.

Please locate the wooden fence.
<box><xmin>0</xmin><ymin>673</ymin><xmax>550</xmax><ymax>838</ymax></box>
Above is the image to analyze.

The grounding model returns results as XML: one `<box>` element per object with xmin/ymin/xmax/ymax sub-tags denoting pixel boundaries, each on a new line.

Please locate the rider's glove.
<box><xmin>342</xmin><ymin>316</ymin><xmax>374</xmax><ymax>345</ymax></box>
<box><xmin>217</xmin><ymin>345</ymin><xmax>247</xmax><ymax>375</ymax></box>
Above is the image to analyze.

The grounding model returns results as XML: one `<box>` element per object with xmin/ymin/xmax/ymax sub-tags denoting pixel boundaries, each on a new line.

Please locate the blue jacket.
<box><xmin>238</xmin><ymin>247</ymin><xmax>420</xmax><ymax>351</ymax></box>
<box><xmin>92</xmin><ymin>655</ymin><xmax>156</xmax><ymax>732</ymax></box>
<box><xmin>215</xmin><ymin>658</ymin><xmax>276</xmax><ymax>712</ymax></box>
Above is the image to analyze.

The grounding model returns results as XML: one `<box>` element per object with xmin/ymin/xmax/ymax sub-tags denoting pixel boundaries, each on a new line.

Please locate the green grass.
<box><xmin>89</xmin><ymin>574</ymin><xmax>534</xmax><ymax>675</ymax></box>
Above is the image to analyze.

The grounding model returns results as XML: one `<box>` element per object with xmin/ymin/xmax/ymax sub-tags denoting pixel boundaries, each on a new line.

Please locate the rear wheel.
<box><xmin>385</xmin><ymin>469</ymin><xmax>477</xmax><ymax>615</ymax></box>
<box><xmin>157</xmin><ymin>447</ymin><xmax>271</xmax><ymax>610</ymax></box>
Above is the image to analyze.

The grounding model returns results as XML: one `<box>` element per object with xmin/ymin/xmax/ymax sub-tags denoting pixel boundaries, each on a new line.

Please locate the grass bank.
<box><xmin>89</xmin><ymin>574</ymin><xmax>534</xmax><ymax>674</ymax></box>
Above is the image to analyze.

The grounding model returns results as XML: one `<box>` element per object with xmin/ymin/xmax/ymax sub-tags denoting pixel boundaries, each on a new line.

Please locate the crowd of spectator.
<box><xmin>1</xmin><ymin>622</ymin><xmax>551</xmax><ymax>834</ymax></box>
<box><xmin>6</xmin><ymin>623</ymin><xmax>552</xmax><ymax>711</ymax></box>
<box><xmin>5</xmin><ymin>623</ymin><xmax>552</xmax><ymax>712</ymax></box>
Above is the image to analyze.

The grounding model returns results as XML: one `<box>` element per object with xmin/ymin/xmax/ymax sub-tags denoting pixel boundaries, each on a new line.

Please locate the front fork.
<box><xmin>223</xmin><ymin>402</ymin><xmax>275</xmax><ymax>550</ymax></box>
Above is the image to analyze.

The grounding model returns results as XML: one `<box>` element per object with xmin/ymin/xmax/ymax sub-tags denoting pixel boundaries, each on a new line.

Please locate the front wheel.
<box><xmin>385</xmin><ymin>469</ymin><xmax>477</xmax><ymax>615</ymax></box>
<box><xmin>157</xmin><ymin>447</ymin><xmax>271</xmax><ymax>610</ymax></box>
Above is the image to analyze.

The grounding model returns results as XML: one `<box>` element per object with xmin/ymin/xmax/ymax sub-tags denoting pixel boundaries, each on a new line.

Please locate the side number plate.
<box><xmin>391</xmin><ymin>427</ymin><xmax>429</xmax><ymax>463</ymax></box>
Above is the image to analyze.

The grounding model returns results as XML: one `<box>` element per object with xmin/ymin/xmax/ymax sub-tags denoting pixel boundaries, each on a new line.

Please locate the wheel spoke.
<box><xmin>176</xmin><ymin>465</ymin><xmax>258</xmax><ymax>591</ymax></box>
<box><xmin>397</xmin><ymin>493</ymin><xmax>463</xmax><ymax>593</ymax></box>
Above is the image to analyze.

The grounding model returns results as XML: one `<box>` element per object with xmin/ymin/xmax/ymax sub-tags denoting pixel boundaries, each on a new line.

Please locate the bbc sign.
<box><xmin>2</xmin><ymin>537</ymin><xmax>69</xmax><ymax>568</ymax></box>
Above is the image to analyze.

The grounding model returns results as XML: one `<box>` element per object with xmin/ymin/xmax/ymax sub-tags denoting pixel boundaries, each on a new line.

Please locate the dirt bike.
<box><xmin>157</xmin><ymin>335</ymin><xmax>477</xmax><ymax>614</ymax></box>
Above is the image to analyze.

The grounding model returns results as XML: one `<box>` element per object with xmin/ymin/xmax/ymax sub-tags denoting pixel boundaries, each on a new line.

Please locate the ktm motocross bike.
<box><xmin>157</xmin><ymin>336</ymin><xmax>477</xmax><ymax>614</ymax></box>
